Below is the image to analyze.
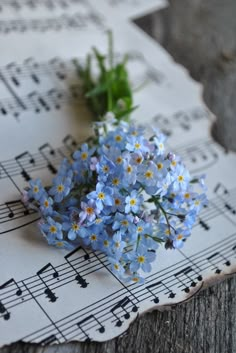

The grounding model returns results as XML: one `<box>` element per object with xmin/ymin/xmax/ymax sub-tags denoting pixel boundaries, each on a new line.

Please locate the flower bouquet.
<box><xmin>24</xmin><ymin>32</ymin><xmax>207</xmax><ymax>284</ymax></box>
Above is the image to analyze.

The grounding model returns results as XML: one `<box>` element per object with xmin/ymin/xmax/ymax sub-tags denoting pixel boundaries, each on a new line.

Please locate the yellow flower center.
<box><xmin>90</xmin><ymin>234</ymin><xmax>97</xmax><ymax>241</ymax></box>
<box><xmin>178</xmin><ymin>175</ymin><xmax>184</xmax><ymax>182</ymax></box>
<box><xmin>157</xmin><ymin>163</ymin><xmax>163</xmax><ymax>170</ymax></box>
<box><xmin>56</xmin><ymin>242</ymin><xmax>64</xmax><ymax>247</ymax></box>
<box><xmin>115</xmin><ymin>135</ymin><xmax>122</xmax><ymax>142</ymax></box>
<box><xmin>135</xmin><ymin>156</ymin><xmax>142</xmax><ymax>164</ymax></box>
<box><xmin>177</xmin><ymin>234</ymin><xmax>183</xmax><ymax>240</ymax></box>
<box><xmin>137</xmin><ymin>226</ymin><xmax>143</xmax><ymax>233</ymax></box>
<box><xmin>159</xmin><ymin>143</ymin><xmax>164</xmax><ymax>150</ymax></box>
<box><xmin>145</xmin><ymin>170</ymin><xmax>153</xmax><ymax>179</ymax></box>
<box><xmin>115</xmin><ymin>198</ymin><xmax>121</xmax><ymax>206</ymax></box>
<box><xmin>57</xmin><ymin>184</ymin><xmax>64</xmax><ymax>193</ymax></box>
<box><xmin>134</xmin><ymin>143</ymin><xmax>141</xmax><ymax>149</ymax></box>
<box><xmin>33</xmin><ymin>186</ymin><xmax>39</xmax><ymax>193</ymax></box>
<box><xmin>112</xmin><ymin>178</ymin><xmax>120</xmax><ymax>186</ymax></box>
<box><xmin>116</xmin><ymin>156</ymin><xmax>123</xmax><ymax>164</ymax></box>
<box><xmin>86</xmin><ymin>207</ymin><xmax>94</xmax><ymax>215</ymax></box>
<box><xmin>49</xmin><ymin>225</ymin><xmax>57</xmax><ymax>234</ymax></box>
<box><xmin>171</xmin><ymin>160</ymin><xmax>177</xmax><ymax>167</ymax></box>
<box><xmin>72</xmin><ymin>223</ymin><xmax>79</xmax><ymax>231</ymax></box>
<box><xmin>130</xmin><ymin>199</ymin><xmax>136</xmax><ymax>206</ymax></box>
<box><xmin>114</xmin><ymin>264</ymin><xmax>119</xmax><ymax>270</ymax></box>
<box><xmin>103</xmin><ymin>165</ymin><xmax>109</xmax><ymax>173</ymax></box>
<box><xmin>98</xmin><ymin>192</ymin><xmax>105</xmax><ymax>200</ymax></box>
<box><xmin>127</xmin><ymin>165</ymin><xmax>132</xmax><ymax>173</ymax></box>
<box><xmin>132</xmin><ymin>277</ymin><xmax>139</xmax><ymax>282</ymax></box>
<box><xmin>103</xmin><ymin>240</ymin><xmax>109</xmax><ymax>247</ymax></box>
<box><xmin>121</xmin><ymin>220</ymin><xmax>128</xmax><ymax>226</ymax></box>
<box><xmin>44</xmin><ymin>200</ymin><xmax>49</xmax><ymax>208</ymax></box>
<box><xmin>81</xmin><ymin>152</ymin><xmax>88</xmax><ymax>160</ymax></box>
<box><xmin>165</xmin><ymin>229</ymin><xmax>171</xmax><ymax>236</ymax></box>
<box><xmin>137</xmin><ymin>255</ymin><xmax>145</xmax><ymax>263</ymax></box>
<box><xmin>115</xmin><ymin>242</ymin><xmax>120</xmax><ymax>248</ymax></box>
<box><xmin>184</xmin><ymin>193</ymin><xmax>190</xmax><ymax>199</ymax></box>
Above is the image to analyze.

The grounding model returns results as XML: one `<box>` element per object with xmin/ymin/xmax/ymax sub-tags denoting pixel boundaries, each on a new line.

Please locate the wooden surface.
<box><xmin>1</xmin><ymin>2</ymin><xmax>236</xmax><ymax>352</ymax></box>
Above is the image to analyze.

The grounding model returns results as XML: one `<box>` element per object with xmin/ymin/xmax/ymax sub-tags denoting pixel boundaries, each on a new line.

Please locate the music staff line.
<box><xmin>152</xmin><ymin>107</ymin><xmax>210</xmax><ymax>137</ymax></box>
<box><xmin>17</xmin><ymin>232</ymin><xmax>236</xmax><ymax>343</ymax></box>
<box><xmin>1</xmin><ymin>232</ymin><xmax>235</xmax><ymax>325</ymax></box>
<box><xmin>0</xmin><ymin>0</ymin><xmax>87</xmax><ymax>12</ymax></box>
<box><xmin>0</xmin><ymin>10</ymin><xmax>105</xmax><ymax>34</ymax></box>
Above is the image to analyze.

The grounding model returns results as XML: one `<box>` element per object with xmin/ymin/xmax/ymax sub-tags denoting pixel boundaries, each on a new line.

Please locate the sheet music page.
<box><xmin>92</xmin><ymin>0</ymin><xmax>168</xmax><ymax>19</ymax></box>
<box><xmin>0</xmin><ymin>3</ymin><xmax>235</xmax><ymax>346</ymax></box>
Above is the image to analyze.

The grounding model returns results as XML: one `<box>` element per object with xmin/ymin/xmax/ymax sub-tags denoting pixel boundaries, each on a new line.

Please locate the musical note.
<box><xmin>146</xmin><ymin>280</ymin><xmax>176</xmax><ymax>303</ymax></box>
<box><xmin>0</xmin><ymin>301</ymin><xmax>10</xmax><ymax>320</ymax></box>
<box><xmin>63</xmin><ymin>135</ymin><xmax>77</xmax><ymax>152</ymax></box>
<box><xmin>198</xmin><ymin>218</ymin><xmax>210</xmax><ymax>231</ymax></box>
<box><xmin>77</xmin><ymin>315</ymin><xmax>105</xmax><ymax>342</ymax></box>
<box><xmin>27</xmin><ymin>91</ymin><xmax>50</xmax><ymax>113</ymax></box>
<box><xmin>0</xmin><ymin>278</ymin><xmax>24</xmax><ymax>321</ymax></box>
<box><xmin>174</xmin><ymin>266</ymin><xmax>203</xmax><ymax>293</ymax></box>
<box><xmin>36</xmin><ymin>263</ymin><xmax>59</xmax><ymax>302</ymax></box>
<box><xmin>175</xmin><ymin>139</ymin><xmax>218</xmax><ymax>173</ymax></box>
<box><xmin>0</xmin><ymin>278</ymin><xmax>23</xmax><ymax>297</ymax></box>
<box><xmin>207</xmin><ymin>252</ymin><xmax>231</xmax><ymax>274</ymax></box>
<box><xmin>5</xmin><ymin>62</ymin><xmax>22</xmax><ymax>87</ymax></box>
<box><xmin>0</xmin><ymin>12</ymin><xmax>104</xmax><ymax>34</ymax></box>
<box><xmin>15</xmin><ymin>151</ymin><xmax>35</xmax><ymax>181</ymax></box>
<box><xmin>24</xmin><ymin>58</ymin><xmax>41</xmax><ymax>84</ymax></box>
<box><xmin>110</xmin><ymin>296</ymin><xmax>138</xmax><ymax>327</ymax></box>
<box><xmin>64</xmin><ymin>247</ymin><xmax>90</xmax><ymax>288</ymax></box>
<box><xmin>49</xmin><ymin>58</ymin><xmax>68</xmax><ymax>81</ymax></box>
<box><xmin>4</xmin><ymin>200</ymin><xmax>29</xmax><ymax>219</ymax></box>
<box><xmin>0</xmin><ymin>0</ymin><xmax>91</xmax><ymax>13</ymax></box>
<box><xmin>214</xmin><ymin>183</ymin><xmax>236</xmax><ymax>215</ymax></box>
<box><xmin>38</xmin><ymin>143</ymin><xmax>57</xmax><ymax>174</ymax></box>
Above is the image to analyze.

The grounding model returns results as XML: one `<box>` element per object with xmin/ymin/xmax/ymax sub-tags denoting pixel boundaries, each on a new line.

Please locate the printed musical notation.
<box><xmin>152</xmin><ymin>107</ymin><xmax>210</xmax><ymax>137</ymax></box>
<box><xmin>174</xmin><ymin>138</ymin><xmax>220</xmax><ymax>174</ymax></box>
<box><xmin>0</xmin><ymin>54</ymin><xmax>164</xmax><ymax>121</ymax></box>
<box><xmin>0</xmin><ymin>12</ymin><xmax>105</xmax><ymax>34</ymax></box>
<box><xmin>0</xmin><ymin>135</ymin><xmax>77</xmax><ymax>235</ymax></box>
<box><xmin>0</xmin><ymin>0</ymin><xmax>87</xmax><ymax>12</ymax></box>
<box><xmin>1</xmin><ymin>232</ymin><xmax>235</xmax><ymax>343</ymax></box>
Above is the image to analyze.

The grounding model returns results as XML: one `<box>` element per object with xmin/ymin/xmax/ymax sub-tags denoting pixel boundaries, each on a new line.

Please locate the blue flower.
<box><xmin>49</xmin><ymin>175</ymin><xmax>72</xmax><ymax>202</ymax></box>
<box><xmin>109</xmin><ymin>257</ymin><xmax>125</xmax><ymax>278</ymax></box>
<box><xmin>40</xmin><ymin>217</ymin><xmax>63</xmax><ymax>240</ymax></box>
<box><xmin>87</xmin><ymin>182</ymin><xmax>113</xmax><ymax>211</ymax></box>
<box><xmin>111</xmin><ymin>231</ymin><xmax>126</xmax><ymax>257</ymax></box>
<box><xmin>171</xmin><ymin>229</ymin><xmax>190</xmax><ymax>249</ymax></box>
<box><xmin>125</xmin><ymin>190</ymin><xmax>143</xmax><ymax>214</ymax></box>
<box><xmin>62</xmin><ymin>219</ymin><xmax>87</xmax><ymax>241</ymax></box>
<box><xmin>28</xmin><ymin>179</ymin><xmax>45</xmax><ymax>201</ymax></box>
<box><xmin>129</xmin><ymin>246</ymin><xmax>156</xmax><ymax>273</ymax></box>
<box><xmin>39</xmin><ymin>194</ymin><xmax>54</xmax><ymax>216</ymax></box>
<box><xmin>80</xmin><ymin>199</ymin><xmax>100</xmax><ymax>223</ymax></box>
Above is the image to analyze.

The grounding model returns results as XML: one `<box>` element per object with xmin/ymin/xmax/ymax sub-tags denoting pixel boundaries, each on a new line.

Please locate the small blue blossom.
<box><xmin>49</xmin><ymin>175</ymin><xmax>72</xmax><ymax>202</ymax></box>
<box><xmin>87</xmin><ymin>182</ymin><xmax>113</xmax><ymax>211</ymax></box>
<box><xmin>40</xmin><ymin>217</ymin><xmax>63</xmax><ymax>241</ymax></box>
<box><xmin>28</xmin><ymin>178</ymin><xmax>45</xmax><ymax>201</ymax></box>
<box><xmin>125</xmin><ymin>190</ymin><xmax>143</xmax><ymax>214</ymax></box>
<box><xmin>129</xmin><ymin>246</ymin><xmax>156</xmax><ymax>273</ymax></box>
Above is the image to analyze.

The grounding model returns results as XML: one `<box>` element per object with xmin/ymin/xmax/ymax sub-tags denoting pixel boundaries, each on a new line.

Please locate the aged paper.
<box><xmin>0</xmin><ymin>3</ymin><xmax>235</xmax><ymax>346</ymax></box>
